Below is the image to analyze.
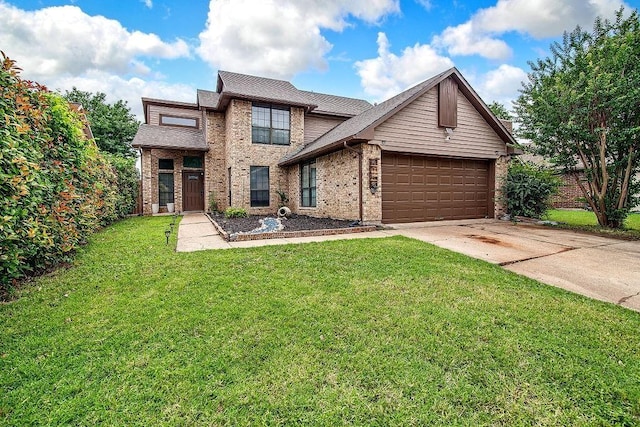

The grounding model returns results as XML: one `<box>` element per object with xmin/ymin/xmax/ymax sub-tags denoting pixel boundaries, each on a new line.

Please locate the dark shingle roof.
<box><xmin>197</xmin><ymin>89</ymin><xmax>219</xmax><ymax>108</ymax></box>
<box><xmin>300</xmin><ymin>90</ymin><xmax>372</xmax><ymax>117</ymax></box>
<box><xmin>280</xmin><ymin>69</ymin><xmax>450</xmax><ymax>165</ymax></box>
<box><xmin>132</xmin><ymin>124</ymin><xmax>208</xmax><ymax>151</ymax></box>
<box><xmin>280</xmin><ymin>67</ymin><xmax>518</xmax><ymax>166</ymax></box>
<box><xmin>217</xmin><ymin>71</ymin><xmax>315</xmax><ymax>109</ymax></box>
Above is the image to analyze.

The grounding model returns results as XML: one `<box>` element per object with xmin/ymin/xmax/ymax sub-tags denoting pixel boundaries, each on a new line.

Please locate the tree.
<box><xmin>514</xmin><ymin>8</ymin><xmax>640</xmax><ymax>228</ymax></box>
<box><xmin>487</xmin><ymin>101</ymin><xmax>513</xmax><ymax>121</ymax></box>
<box><xmin>63</xmin><ymin>88</ymin><xmax>139</xmax><ymax>158</ymax></box>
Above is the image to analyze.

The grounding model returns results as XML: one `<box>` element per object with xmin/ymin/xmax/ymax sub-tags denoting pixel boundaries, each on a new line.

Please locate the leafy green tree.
<box><xmin>487</xmin><ymin>101</ymin><xmax>513</xmax><ymax>121</ymax></box>
<box><xmin>514</xmin><ymin>8</ymin><xmax>640</xmax><ymax>228</ymax></box>
<box><xmin>63</xmin><ymin>88</ymin><xmax>139</xmax><ymax>158</ymax></box>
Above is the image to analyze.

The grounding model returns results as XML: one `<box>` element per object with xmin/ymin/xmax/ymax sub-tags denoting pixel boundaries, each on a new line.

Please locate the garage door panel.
<box><xmin>383</xmin><ymin>153</ymin><xmax>491</xmax><ymax>223</ymax></box>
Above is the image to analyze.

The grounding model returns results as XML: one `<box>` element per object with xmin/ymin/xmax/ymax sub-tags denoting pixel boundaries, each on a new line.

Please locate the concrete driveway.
<box><xmin>391</xmin><ymin>220</ymin><xmax>640</xmax><ymax>312</ymax></box>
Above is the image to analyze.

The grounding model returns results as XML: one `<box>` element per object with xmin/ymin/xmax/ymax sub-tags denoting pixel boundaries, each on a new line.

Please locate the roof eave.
<box><xmin>279</xmin><ymin>134</ymin><xmax>371</xmax><ymax>167</ymax></box>
<box><xmin>132</xmin><ymin>143</ymin><xmax>209</xmax><ymax>152</ymax></box>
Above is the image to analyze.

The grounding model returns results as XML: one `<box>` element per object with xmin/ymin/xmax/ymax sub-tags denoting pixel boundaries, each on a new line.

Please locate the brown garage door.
<box><xmin>382</xmin><ymin>153</ymin><xmax>491</xmax><ymax>223</ymax></box>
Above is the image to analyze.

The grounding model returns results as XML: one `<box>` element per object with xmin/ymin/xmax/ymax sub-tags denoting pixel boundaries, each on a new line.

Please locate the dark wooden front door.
<box><xmin>182</xmin><ymin>171</ymin><xmax>204</xmax><ymax>211</ymax></box>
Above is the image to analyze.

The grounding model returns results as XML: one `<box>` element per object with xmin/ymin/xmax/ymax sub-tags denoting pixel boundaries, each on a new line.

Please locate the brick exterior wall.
<box><xmin>205</xmin><ymin>111</ymin><xmax>227</xmax><ymax>212</ymax></box>
<box><xmin>224</xmin><ymin>100</ymin><xmax>305</xmax><ymax>215</ymax></box>
<box><xmin>361</xmin><ymin>144</ymin><xmax>383</xmax><ymax>223</ymax></box>
<box><xmin>285</xmin><ymin>143</ymin><xmax>382</xmax><ymax>223</ymax></box>
<box><xmin>494</xmin><ymin>155</ymin><xmax>510</xmax><ymax>218</ymax></box>
<box><xmin>140</xmin><ymin>148</ymin><xmax>206</xmax><ymax>214</ymax></box>
<box><xmin>552</xmin><ymin>171</ymin><xmax>587</xmax><ymax>208</ymax></box>
<box><xmin>139</xmin><ymin>96</ymin><xmax>511</xmax><ymax>223</ymax></box>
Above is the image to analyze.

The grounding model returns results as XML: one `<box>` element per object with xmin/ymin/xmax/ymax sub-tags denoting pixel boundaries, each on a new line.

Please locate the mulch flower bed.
<box><xmin>207</xmin><ymin>213</ymin><xmax>377</xmax><ymax>242</ymax></box>
<box><xmin>209</xmin><ymin>213</ymin><xmax>358</xmax><ymax>234</ymax></box>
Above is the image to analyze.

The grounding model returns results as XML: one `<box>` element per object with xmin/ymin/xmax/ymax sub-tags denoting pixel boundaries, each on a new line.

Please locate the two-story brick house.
<box><xmin>132</xmin><ymin>67</ymin><xmax>518</xmax><ymax>223</ymax></box>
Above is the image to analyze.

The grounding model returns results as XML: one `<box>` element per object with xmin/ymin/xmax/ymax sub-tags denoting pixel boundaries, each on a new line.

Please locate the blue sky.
<box><xmin>1</xmin><ymin>0</ymin><xmax>637</xmax><ymax>119</ymax></box>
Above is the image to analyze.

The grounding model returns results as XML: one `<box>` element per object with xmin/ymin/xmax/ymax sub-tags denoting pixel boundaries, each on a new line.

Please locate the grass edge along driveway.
<box><xmin>1</xmin><ymin>216</ymin><xmax>639</xmax><ymax>426</ymax></box>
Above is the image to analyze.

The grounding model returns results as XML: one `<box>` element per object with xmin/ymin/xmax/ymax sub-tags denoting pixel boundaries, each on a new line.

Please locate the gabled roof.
<box><xmin>132</xmin><ymin>124</ymin><xmax>208</xmax><ymax>151</ymax></box>
<box><xmin>280</xmin><ymin>67</ymin><xmax>518</xmax><ymax>166</ymax></box>
<box><xmin>216</xmin><ymin>71</ymin><xmax>317</xmax><ymax>111</ymax></box>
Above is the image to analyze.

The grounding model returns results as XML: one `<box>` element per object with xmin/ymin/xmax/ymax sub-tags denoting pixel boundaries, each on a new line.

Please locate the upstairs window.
<box><xmin>160</xmin><ymin>114</ymin><xmax>199</xmax><ymax>128</ymax></box>
<box><xmin>252</xmin><ymin>104</ymin><xmax>290</xmax><ymax>145</ymax></box>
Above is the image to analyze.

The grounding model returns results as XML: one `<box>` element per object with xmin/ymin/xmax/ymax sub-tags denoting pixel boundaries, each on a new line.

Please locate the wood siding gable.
<box><xmin>374</xmin><ymin>86</ymin><xmax>507</xmax><ymax>159</ymax></box>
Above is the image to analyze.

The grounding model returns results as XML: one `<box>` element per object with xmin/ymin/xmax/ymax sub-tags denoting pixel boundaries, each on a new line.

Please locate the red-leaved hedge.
<box><xmin>1</xmin><ymin>53</ymin><xmax>136</xmax><ymax>293</ymax></box>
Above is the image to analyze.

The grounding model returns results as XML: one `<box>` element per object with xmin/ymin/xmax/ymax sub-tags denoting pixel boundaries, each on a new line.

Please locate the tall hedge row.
<box><xmin>1</xmin><ymin>53</ymin><xmax>137</xmax><ymax>292</ymax></box>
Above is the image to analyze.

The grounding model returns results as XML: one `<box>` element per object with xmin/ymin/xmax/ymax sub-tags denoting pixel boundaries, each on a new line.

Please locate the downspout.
<box><xmin>343</xmin><ymin>141</ymin><xmax>363</xmax><ymax>224</ymax></box>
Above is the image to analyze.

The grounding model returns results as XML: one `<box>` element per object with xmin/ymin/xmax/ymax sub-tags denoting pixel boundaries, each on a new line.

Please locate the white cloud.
<box><xmin>197</xmin><ymin>0</ymin><xmax>399</xmax><ymax>79</ymax></box>
<box><xmin>49</xmin><ymin>71</ymin><xmax>196</xmax><ymax>121</ymax></box>
<box><xmin>474</xmin><ymin>0</ymin><xmax>627</xmax><ymax>38</ymax></box>
<box><xmin>142</xmin><ymin>0</ymin><xmax>153</xmax><ymax>8</ymax></box>
<box><xmin>0</xmin><ymin>3</ymin><xmax>189</xmax><ymax>81</ymax></box>
<box><xmin>469</xmin><ymin>64</ymin><xmax>528</xmax><ymax>110</ymax></box>
<box><xmin>436</xmin><ymin>0</ymin><xmax>627</xmax><ymax>59</ymax></box>
<box><xmin>354</xmin><ymin>32</ymin><xmax>454</xmax><ymax>101</ymax></box>
<box><xmin>434</xmin><ymin>22</ymin><xmax>512</xmax><ymax>60</ymax></box>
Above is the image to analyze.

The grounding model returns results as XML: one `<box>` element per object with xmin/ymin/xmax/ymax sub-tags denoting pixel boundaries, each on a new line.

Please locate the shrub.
<box><xmin>104</xmin><ymin>154</ymin><xmax>139</xmax><ymax>218</ymax></box>
<box><xmin>501</xmin><ymin>161</ymin><xmax>560</xmax><ymax>218</ymax></box>
<box><xmin>0</xmin><ymin>53</ymin><xmax>129</xmax><ymax>293</ymax></box>
<box><xmin>224</xmin><ymin>207</ymin><xmax>248</xmax><ymax>218</ymax></box>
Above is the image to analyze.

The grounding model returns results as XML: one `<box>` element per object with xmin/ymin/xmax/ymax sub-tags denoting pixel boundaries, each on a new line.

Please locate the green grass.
<box><xmin>1</xmin><ymin>216</ymin><xmax>639</xmax><ymax>426</ymax></box>
<box><xmin>544</xmin><ymin>209</ymin><xmax>640</xmax><ymax>238</ymax></box>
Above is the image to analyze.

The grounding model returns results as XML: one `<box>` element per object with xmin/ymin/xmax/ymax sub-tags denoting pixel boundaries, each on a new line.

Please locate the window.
<box><xmin>159</xmin><ymin>173</ymin><xmax>174</xmax><ymax>206</ymax></box>
<box><xmin>252</xmin><ymin>104</ymin><xmax>290</xmax><ymax>145</ymax></box>
<box><xmin>158</xmin><ymin>158</ymin><xmax>174</xmax><ymax>170</ymax></box>
<box><xmin>183</xmin><ymin>156</ymin><xmax>203</xmax><ymax>168</ymax></box>
<box><xmin>160</xmin><ymin>114</ymin><xmax>198</xmax><ymax>128</ymax></box>
<box><xmin>250</xmin><ymin>166</ymin><xmax>269</xmax><ymax>207</ymax></box>
<box><xmin>300</xmin><ymin>160</ymin><xmax>316</xmax><ymax>207</ymax></box>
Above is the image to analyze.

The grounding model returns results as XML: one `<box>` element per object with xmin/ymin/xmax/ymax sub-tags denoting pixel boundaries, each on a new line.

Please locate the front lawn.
<box><xmin>1</xmin><ymin>216</ymin><xmax>639</xmax><ymax>425</ymax></box>
<box><xmin>544</xmin><ymin>209</ymin><xmax>640</xmax><ymax>238</ymax></box>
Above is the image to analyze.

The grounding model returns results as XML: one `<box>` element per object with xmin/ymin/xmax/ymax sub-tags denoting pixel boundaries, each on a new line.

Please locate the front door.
<box><xmin>182</xmin><ymin>171</ymin><xmax>204</xmax><ymax>211</ymax></box>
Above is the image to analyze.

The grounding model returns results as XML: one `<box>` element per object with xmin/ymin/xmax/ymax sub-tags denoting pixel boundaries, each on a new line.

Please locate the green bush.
<box><xmin>105</xmin><ymin>154</ymin><xmax>139</xmax><ymax>219</ymax></box>
<box><xmin>502</xmin><ymin>161</ymin><xmax>560</xmax><ymax>218</ymax></box>
<box><xmin>0</xmin><ymin>53</ymin><xmax>130</xmax><ymax>293</ymax></box>
<box><xmin>224</xmin><ymin>207</ymin><xmax>248</xmax><ymax>218</ymax></box>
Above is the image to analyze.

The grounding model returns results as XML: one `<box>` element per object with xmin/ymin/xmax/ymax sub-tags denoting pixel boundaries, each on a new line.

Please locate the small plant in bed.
<box><xmin>224</xmin><ymin>207</ymin><xmax>248</xmax><ymax>218</ymax></box>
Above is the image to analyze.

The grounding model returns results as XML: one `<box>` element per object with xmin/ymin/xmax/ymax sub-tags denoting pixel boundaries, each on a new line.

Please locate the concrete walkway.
<box><xmin>176</xmin><ymin>212</ymin><xmax>399</xmax><ymax>251</ymax></box>
<box><xmin>176</xmin><ymin>213</ymin><xmax>640</xmax><ymax>312</ymax></box>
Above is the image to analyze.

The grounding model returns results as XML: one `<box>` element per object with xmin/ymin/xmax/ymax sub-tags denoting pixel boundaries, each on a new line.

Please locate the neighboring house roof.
<box><xmin>280</xmin><ymin>67</ymin><xmax>518</xmax><ymax>166</ymax></box>
<box><xmin>299</xmin><ymin>90</ymin><xmax>372</xmax><ymax>117</ymax></box>
<box><xmin>132</xmin><ymin>124</ymin><xmax>208</xmax><ymax>151</ymax></box>
<box><xmin>68</xmin><ymin>102</ymin><xmax>95</xmax><ymax>141</ymax></box>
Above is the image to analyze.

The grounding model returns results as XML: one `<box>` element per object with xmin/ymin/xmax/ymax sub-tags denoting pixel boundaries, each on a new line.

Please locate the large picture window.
<box><xmin>159</xmin><ymin>173</ymin><xmax>174</xmax><ymax>206</ymax></box>
<box><xmin>300</xmin><ymin>160</ymin><xmax>316</xmax><ymax>207</ymax></box>
<box><xmin>252</xmin><ymin>104</ymin><xmax>290</xmax><ymax>145</ymax></box>
<box><xmin>250</xmin><ymin>166</ymin><xmax>270</xmax><ymax>207</ymax></box>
